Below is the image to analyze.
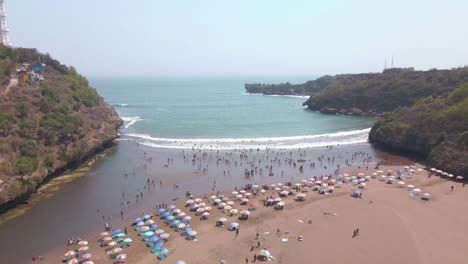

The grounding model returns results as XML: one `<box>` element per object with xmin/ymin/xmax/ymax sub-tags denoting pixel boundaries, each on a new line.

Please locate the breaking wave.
<box><xmin>121</xmin><ymin>128</ymin><xmax>371</xmax><ymax>150</ymax></box>
<box><xmin>121</xmin><ymin>116</ymin><xmax>142</xmax><ymax>129</ymax></box>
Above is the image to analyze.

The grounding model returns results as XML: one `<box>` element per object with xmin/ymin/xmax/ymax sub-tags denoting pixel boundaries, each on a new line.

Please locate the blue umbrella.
<box><xmin>149</xmin><ymin>224</ymin><xmax>158</xmax><ymax>229</ymax></box>
<box><xmin>112</xmin><ymin>228</ymin><xmax>122</xmax><ymax>233</ymax></box>
<box><xmin>172</xmin><ymin>220</ymin><xmax>181</xmax><ymax>225</ymax></box>
<box><xmin>183</xmin><ymin>227</ymin><xmax>192</xmax><ymax>233</ymax></box>
<box><xmin>148</xmin><ymin>236</ymin><xmax>159</xmax><ymax>241</ymax></box>
<box><xmin>151</xmin><ymin>247</ymin><xmax>161</xmax><ymax>254</ymax></box>
<box><xmin>143</xmin><ymin>214</ymin><xmax>152</xmax><ymax>220</ymax></box>
<box><xmin>133</xmin><ymin>217</ymin><xmax>142</xmax><ymax>222</ymax></box>
<box><xmin>136</xmin><ymin>221</ymin><xmax>145</xmax><ymax>226</ymax></box>
<box><xmin>168</xmin><ymin>205</ymin><xmax>176</xmax><ymax>209</ymax></box>
<box><xmin>166</xmin><ymin>215</ymin><xmax>175</xmax><ymax>220</ymax></box>
<box><xmin>155</xmin><ymin>241</ymin><xmax>165</xmax><ymax>247</ymax></box>
<box><xmin>123</xmin><ymin>238</ymin><xmax>133</xmax><ymax>243</ymax></box>
<box><xmin>157</xmin><ymin>208</ymin><xmax>165</xmax><ymax>213</ymax></box>
<box><xmin>162</xmin><ymin>212</ymin><xmax>170</xmax><ymax>217</ymax></box>
<box><xmin>160</xmin><ymin>248</ymin><xmax>169</xmax><ymax>254</ymax></box>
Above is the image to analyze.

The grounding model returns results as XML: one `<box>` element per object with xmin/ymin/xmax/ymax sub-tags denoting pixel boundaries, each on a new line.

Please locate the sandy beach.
<box><xmin>43</xmin><ymin>160</ymin><xmax>468</xmax><ymax>264</ymax></box>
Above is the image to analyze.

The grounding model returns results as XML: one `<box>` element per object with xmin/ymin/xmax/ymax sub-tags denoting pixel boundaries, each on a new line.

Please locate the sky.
<box><xmin>6</xmin><ymin>0</ymin><xmax>468</xmax><ymax>77</ymax></box>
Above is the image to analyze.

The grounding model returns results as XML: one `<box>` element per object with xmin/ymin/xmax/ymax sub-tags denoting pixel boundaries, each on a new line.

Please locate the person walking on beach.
<box><xmin>236</xmin><ymin>229</ymin><xmax>239</xmax><ymax>236</ymax></box>
<box><xmin>246</xmin><ymin>257</ymin><xmax>249</xmax><ymax>263</ymax></box>
<box><xmin>253</xmin><ymin>254</ymin><xmax>257</xmax><ymax>262</ymax></box>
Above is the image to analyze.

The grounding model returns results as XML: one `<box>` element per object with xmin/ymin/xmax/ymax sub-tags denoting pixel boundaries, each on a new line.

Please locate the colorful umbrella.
<box><xmin>116</xmin><ymin>254</ymin><xmax>127</xmax><ymax>260</ymax></box>
<box><xmin>64</xmin><ymin>251</ymin><xmax>76</xmax><ymax>257</ymax></box>
<box><xmin>99</xmin><ymin>232</ymin><xmax>109</xmax><ymax>236</ymax></box>
<box><xmin>78</xmin><ymin>246</ymin><xmax>89</xmax><ymax>252</ymax></box>
<box><xmin>112</xmin><ymin>228</ymin><xmax>122</xmax><ymax>233</ymax></box>
<box><xmin>66</xmin><ymin>258</ymin><xmax>79</xmax><ymax>264</ymax></box>
<box><xmin>78</xmin><ymin>241</ymin><xmax>88</xmax><ymax>246</ymax></box>
<box><xmin>82</xmin><ymin>253</ymin><xmax>92</xmax><ymax>259</ymax></box>
<box><xmin>160</xmin><ymin>233</ymin><xmax>170</xmax><ymax>239</ymax></box>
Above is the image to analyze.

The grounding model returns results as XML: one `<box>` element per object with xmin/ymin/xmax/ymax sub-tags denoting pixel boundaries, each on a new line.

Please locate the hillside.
<box><xmin>246</xmin><ymin>67</ymin><xmax>468</xmax><ymax>116</ymax></box>
<box><xmin>0</xmin><ymin>45</ymin><xmax>122</xmax><ymax>210</ymax></box>
<box><xmin>369</xmin><ymin>83</ymin><xmax>468</xmax><ymax>175</ymax></box>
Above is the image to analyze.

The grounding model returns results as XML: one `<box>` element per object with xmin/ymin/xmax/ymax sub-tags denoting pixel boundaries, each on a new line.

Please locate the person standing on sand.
<box><xmin>246</xmin><ymin>257</ymin><xmax>249</xmax><ymax>263</ymax></box>
<box><xmin>236</xmin><ymin>229</ymin><xmax>239</xmax><ymax>236</ymax></box>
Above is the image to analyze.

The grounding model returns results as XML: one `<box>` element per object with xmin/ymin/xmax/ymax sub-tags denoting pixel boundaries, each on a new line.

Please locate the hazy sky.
<box><xmin>7</xmin><ymin>0</ymin><xmax>468</xmax><ymax>77</ymax></box>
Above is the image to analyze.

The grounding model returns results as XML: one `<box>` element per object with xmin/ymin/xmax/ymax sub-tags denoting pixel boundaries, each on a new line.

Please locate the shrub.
<box><xmin>15</xmin><ymin>156</ymin><xmax>39</xmax><ymax>175</ymax></box>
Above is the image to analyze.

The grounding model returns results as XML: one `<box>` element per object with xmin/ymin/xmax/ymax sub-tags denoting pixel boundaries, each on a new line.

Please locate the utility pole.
<box><xmin>0</xmin><ymin>0</ymin><xmax>11</xmax><ymax>46</ymax></box>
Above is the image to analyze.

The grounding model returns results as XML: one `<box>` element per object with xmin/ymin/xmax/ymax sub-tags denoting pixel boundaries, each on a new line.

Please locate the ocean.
<box><xmin>91</xmin><ymin>77</ymin><xmax>376</xmax><ymax>149</ymax></box>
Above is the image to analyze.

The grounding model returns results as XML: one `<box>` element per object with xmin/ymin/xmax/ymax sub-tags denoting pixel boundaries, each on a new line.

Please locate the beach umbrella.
<box><xmin>183</xmin><ymin>227</ymin><xmax>193</xmax><ymax>233</ymax></box>
<box><xmin>161</xmin><ymin>248</ymin><xmax>169</xmax><ymax>254</ymax></box>
<box><xmin>141</xmin><ymin>231</ymin><xmax>155</xmax><ymax>236</ymax></box>
<box><xmin>423</xmin><ymin>193</ymin><xmax>431</xmax><ymax>199</ymax></box>
<box><xmin>456</xmin><ymin>176</ymin><xmax>464</xmax><ymax>180</ymax></box>
<box><xmin>240</xmin><ymin>190</ymin><xmax>246</xmax><ymax>194</ymax></box>
<box><xmin>270</xmin><ymin>184</ymin><xmax>276</xmax><ymax>187</ymax></box>
<box><xmin>166</xmin><ymin>215</ymin><xmax>175</xmax><ymax>220</ymax></box>
<box><xmin>252</xmin><ymin>185</ymin><xmax>259</xmax><ymax>189</ymax></box>
<box><xmin>168</xmin><ymin>205</ymin><xmax>176</xmax><ymax>210</ymax></box>
<box><xmin>266</xmin><ymin>199</ymin><xmax>274</xmax><ymax>203</ymax></box>
<box><xmin>176</xmin><ymin>261</ymin><xmax>186</xmax><ymax>264</ymax></box>
<box><xmin>202</xmin><ymin>212</ymin><xmax>210</xmax><ymax>216</ymax></box>
<box><xmin>209</xmin><ymin>195</ymin><xmax>217</xmax><ymax>199</ymax></box>
<box><xmin>230</xmin><ymin>209</ymin><xmax>238</xmax><ymax>215</ymax></box>
<box><xmin>78</xmin><ymin>246</ymin><xmax>89</xmax><ymax>252</ymax></box>
<box><xmin>194</xmin><ymin>198</ymin><xmax>203</xmax><ymax>203</ymax></box>
<box><xmin>407</xmin><ymin>184</ymin><xmax>415</xmax><ymax>188</ymax></box>
<box><xmin>229</xmin><ymin>222</ymin><xmax>239</xmax><ymax>228</ymax></box>
<box><xmin>172</xmin><ymin>209</ymin><xmax>181</xmax><ymax>214</ymax></box>
<box><xmin>241</xmin><ymin>198</ymin><xmax>250</xmax><ymax>203</ymax></box>
<box><xmin>199</xmin><ymin>202</ymin><xmax>207</xmax><ymax>207</ymax></box>
<box><xmin>244</xmin><ymin>192</ymin><xmax>252</xmax><ymax>197</ymax></box>
<box><xmin>112</xmin><ymin>228</ymin><xmax>122</xmax><ymax>234</ymax></box>
<box><xmin>196</xmin><ymin>208</ymin><xmax>205</xmax><ymax>213</ymax></box>
<box><xmin>204</xmin><ymin>206</ymin><xmax>212</xmax><ymax>211</ymax></box>
<box><xmin>274</xmin><ymin>187</ymin><xmax>281</xmax><ymax>191</ymax></box>
<box><xmin>123</xmin><ymin>238</ymin><xmax>133</xmax><ymax>243</ymax></box>
<box><xmin>280</xmin><ymin>190</ymin><xmax>289</xmax><ymax>195</ymax></box>
<box><xmin>140</xmin><ymin>226</ymin><xmax>150</xmax><ymax>232</ymax></box>
<box><xmin>275</xmin><ymin>198</ymin><xmax>282</xmax><ymax>202</ymax></box>
<box><xmin>183</xmin><ymin>215</ymin><xmax>192</xmax><ymax>221</ymax></box>
<box><xmin>191</xmin><ymin>204</ymin><xmax>200</xmax><ymax>209</ymax></box>
<box><xmin>358</xmin><ymin>173</ymin><xmax>365</xmax><ymax>177</ymax></box>
<box><xmin>222</xmin><ymin>197</ymin><xmax>229</xmax><ymax>202</ymax></box>
<box><xmin>83</xmin><ymin>261</ymin><xmax>94</xmax><ymax>264</ymax></box>
<box><xmin>260</xmin><ymin>189</ymin><xmax>266</xmax><ymax>193</ymax></box>
<box><xmin>218</xmin><ymin>217</ymin><xmax>228</xmax><ymax>222</ymax></box>
<box><xmin>107</xmin><ymin>241</ymin><xmax>117</xmax><ymax>246</ymax></box>
<box><xmin>412</xmin><ymin>188</ymin><xmax>422</xmax><ymax>192</ymax></box>
<box><xmin>100</xmin><ymin>231</ymin><xmax>109</xmax><ymax>236</ymax></box>
<box><xmin>224</xmin><ymin>205</ymin><xmax>232</xmax><ymax>210</ymax></box>
<box><xmin>64</xmin><ymin>251</ymin><xmax>76</xmax><ymax>257</ymax></box>
<box><xmin>136</xmin><ymin>221</ymin><xmax>145</xmax><ymax>226</ymax></box>
<box><xmin>227</xmin><ymin>201</ymin><xmax>235</xmax><ymax>206</ymax></box>
<box><xmin>213</xmin><ymin>198</ymin><xmax>222</xmax><ymax>203</ymax></box>
<box><xmin>297</xmin><ymin>193</ymin><xmax>306</xmax><ymax>198</ymax></box>
<box><xmin>241</xmin><ymin>210</ymin><xmax>250</xmax><ymax>215</ymax></box>
<box><xmin>185</xmin><ymin>199</ymin><xmax>194</xmax><ymax>205</ymax></box>
<box><xmin>155</xmin><ymin>229</ymin><xmax>165</xmax><ymax>234</ymax></box>
<box><xmin>235</xmin><ymin>194</ymin><xmax>243</xmax><ymax>199</ymax></box>
<box><xmin>258</xmin><ymin>249</ymin><xmax>272</xmax><ymax>258</ymax></box>
<box><xmin>158</xmin><ymin>208</ymin><xmax>166</xmax><ymax>213</ymax></box>
<box><xmin>82</xmin><ymin>253</ymin><xmax>92</xmax><ymax>259</ymax></box>
<box><xmin>277</xmin><ymin>201</ymin><xmax>285</xmax><ymax>206</ymax></box>
<box><xmin>116</xmin><ymin>254</ymin><xmax>127</xmax><ymax>260</ymax></box>
<box><xmin>365</xmin><ymin>176</ymin><xmax>372</xmax><ymax>180</ymax></box>
<box><xmin>172</xmin><ymin>219</ymin><xmax>181</xmax><ymax>225</ymax></box>
<box><xmin>155</xmin><ymin>241</ymin><xmax>165</xmax><ymax>247</ymax></box>
<box><xmin>148</xmin><ymin>236</ymin><xmax>159</xmax><ymax>241</ymax></box>
<box><xmin>102</xmin><ymin>236</ymin><xmax>112</xmax><ymax>241</ymax></box>
<box><xmin>177</xmin><ymin>212</ymin><xmax>186</xmax><ymax>218</ymax></box>
<box><xmin>109</xmin><ymin>247</ymin><xmax>122</xmax><ymax>254</ymax></box>
<box><xmin>143</xmin><ymin>214</ymin><xmax>152</xmax><ymax>220</ymax></box>
<box><xmin>282</xmin><ymin>185</ymin><xmax>290</xmax><ymax>189</ymax></box>
<box><xmin>78</xmin><ymin>241</ymin><xmax>88</xmax><ymax>246</ymax></box>
<box><xmin>162</xmin><ymin>211</ymin><xmax>171</xmax><ymax>217</ymax></box>
<box><xmin>133</xmin><ymin>217</ymin><xmax>143</xmax><ymax>222</ymax></box>
<box><xmin>66</xmin><ymin>258</ymin><xmax>79</xmax><ymax>264</ymax></box>
<box><xmin>231</xmin><ymin>191</ymin><xmax>238</xmax><ymax>195</ymax></box>
<box><xmin>177</xmin><ymin>223</ymin><xmax>187</xmax><ymax>228</ymax></box>
<box><xmin>150</xmin><ymin>224</ymin><xmax>158</xmax><ymax>229</ymax></box>
<box><xmin>160</xmin><ymin>233</ymin><xmax>170</xmax><ymax>239</ymax></box>
<box><xmin>145</xmin><ymin>219</ymin><xmax>155</xmax><ymax>225</ymax></box>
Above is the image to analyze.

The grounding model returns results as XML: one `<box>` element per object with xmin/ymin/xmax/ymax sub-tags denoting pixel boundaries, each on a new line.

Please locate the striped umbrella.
<box><xmin>116</xmin><ymin>254</ymin><xmax>127</xmax><ymax>260</ymax></box>
<box><xmin>64</xmin><ymin>251</ymin><xmax>76</xmax><ymax>257</ymax></box>
<box><xmin>82</xmin><ymin>253</ymin><xmax>92</xmax><ymax>259</ymax></box>
<box><xmin>78</xmin><ymin>241</ymin><xmax>88</xmax><ymax>246</ymax></box>
<box><xmin>66</xmin><ymin>258</ymin><xmax>79</xmax><ymax>264</ymax></box>
<box><xmin>78</xmin><ymin>246</ymin><xmax>89</xmax><ymax>252</ymax></box>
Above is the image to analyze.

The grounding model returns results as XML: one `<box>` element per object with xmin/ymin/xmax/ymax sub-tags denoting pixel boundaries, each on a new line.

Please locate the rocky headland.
<box><xmin>0</xmin><ymin>46</ymin><xmax>122</xmax><ymax>212</ymax></box>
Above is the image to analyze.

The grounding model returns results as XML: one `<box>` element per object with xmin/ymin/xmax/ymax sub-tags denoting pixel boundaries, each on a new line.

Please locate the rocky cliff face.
<box><xmin>0</xmin><ymin>47</ymin><xmax>122</xmax><ymax>209</ymax></box>
<box><xmin>369</xmin><ymin>84</ymin><xmax>468</xmax><ymax>175</ymax></box>
<box><xmin>245</xmin><ymin>75</ymin><xmax>337</xmax><ymax>96</ymax></box>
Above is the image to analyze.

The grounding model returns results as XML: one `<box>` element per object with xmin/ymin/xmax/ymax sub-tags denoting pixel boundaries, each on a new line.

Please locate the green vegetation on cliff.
<box><xmin>0</xmin><ymin>45</ymin><xmax>122</xmax><ymax>208</ymax></box>
<box><xmin>369</xmin><ymin>83</ymin><xmax>468</xmax><ymax>175</ymax></box>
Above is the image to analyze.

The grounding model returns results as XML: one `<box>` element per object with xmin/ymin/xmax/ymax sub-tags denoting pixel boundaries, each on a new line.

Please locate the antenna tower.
<box><xmin>0</xmin><ymin>0</ymin><xmax>11</xmax><ymax>46</ymax></box>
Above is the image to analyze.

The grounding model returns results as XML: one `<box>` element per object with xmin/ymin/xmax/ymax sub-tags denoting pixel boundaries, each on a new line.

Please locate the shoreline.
<box><xmin>0</xmin><ymin>143</ymin><xmax>117</xmax><ymax>225</ymax></box>
<box><xmin>42</xmin><ymin>158</ymin><xmax>468</xmax><ymax>264</ymax></box>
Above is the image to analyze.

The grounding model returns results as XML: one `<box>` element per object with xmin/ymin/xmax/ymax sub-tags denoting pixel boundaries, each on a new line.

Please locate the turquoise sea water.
<box><xmin>91</xmin><ymin>77</ymin><xmax>376</xmax><ymax>149</ymax></box>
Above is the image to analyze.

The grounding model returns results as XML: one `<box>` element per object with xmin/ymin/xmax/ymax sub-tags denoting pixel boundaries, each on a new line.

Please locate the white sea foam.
<box><xmin>121</xmin><ymin>116</ymin><xmax>142</xmax><ymax>129</ymax></box>
<box><xmin>243</xmin><ymin>92</ymin><xmax>309</xmax><ymax>99</ymax></box>
<box><xmin>122</xmin><ymin>128</ymin><xmax>371</xmax><ymax>150</ymax></box>
<box><xmin>113</xmin><ymin>103</ymin><xmax>129</xmax><ymax>107</ymax></box>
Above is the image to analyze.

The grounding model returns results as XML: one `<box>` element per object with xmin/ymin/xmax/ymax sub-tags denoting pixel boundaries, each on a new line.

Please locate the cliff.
<box><xmin>0</xmin><ymin>46</ymin><xmax>122</xmax><ymax>210</ymax></box>
<box><xmin>245</xmin><ymin>75</ymin><xmax>336</xmax><ymax>96</ymax></box>
<box><xmin>369</xmin><ymin>83</ymin><xmax>468</xmax><ymax>175</ymax></box>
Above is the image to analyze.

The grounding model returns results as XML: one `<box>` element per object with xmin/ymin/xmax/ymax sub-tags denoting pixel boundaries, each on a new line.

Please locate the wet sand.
<box><xmin>0</xmin><ymin>141</ymin><xmax>382</xmax><ymax>263</ymax></box>
<box><xmin>43</xmin><ymin>162</ymin><xmax>468</xmax><ymax>264</ymax></box>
